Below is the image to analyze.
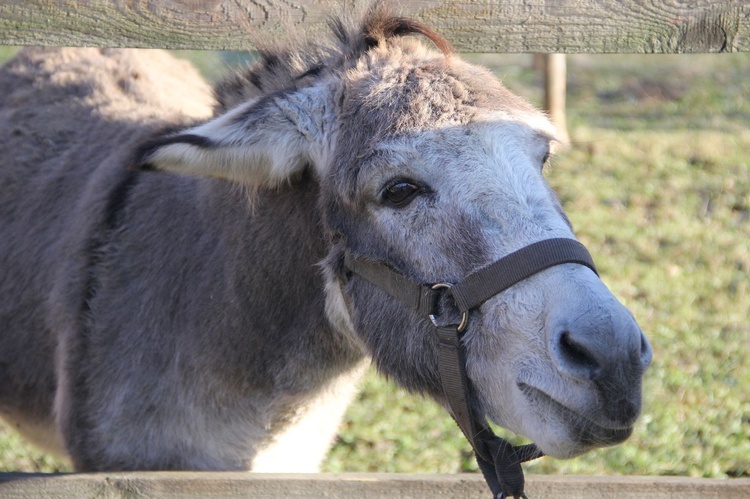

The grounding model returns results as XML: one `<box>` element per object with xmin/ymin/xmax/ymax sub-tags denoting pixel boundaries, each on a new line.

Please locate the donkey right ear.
<box><xmin>132</xmin><ymin>88</ymin><xmax>328</xmax><ymax>187</ymax></box>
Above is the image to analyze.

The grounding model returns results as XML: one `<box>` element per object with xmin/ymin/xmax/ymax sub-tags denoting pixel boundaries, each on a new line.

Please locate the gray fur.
<box><xmin>0</xmin><ymin>6</ymin><xmax>651</xmax><ymax>472</ymax></box>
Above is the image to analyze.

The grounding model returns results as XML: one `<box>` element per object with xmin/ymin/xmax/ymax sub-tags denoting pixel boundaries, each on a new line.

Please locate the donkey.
<box><xmin>0</xmin><ymin>5</ymin><xmax>652</xmax><ymax>488</ymax></box>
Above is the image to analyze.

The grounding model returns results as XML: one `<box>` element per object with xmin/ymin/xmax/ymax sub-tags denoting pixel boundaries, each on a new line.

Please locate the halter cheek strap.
<box><xmin>343</xmin><ymin>238</ymin><xmax>598</xmax><ymax>499</ymax></box>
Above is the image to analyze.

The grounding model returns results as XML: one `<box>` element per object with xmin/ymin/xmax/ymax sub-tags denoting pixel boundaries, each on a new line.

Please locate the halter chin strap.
<box><xmin>343</xmin><ymin>238</ymin><xmax>598</xmax><ymax>499</ymax></box>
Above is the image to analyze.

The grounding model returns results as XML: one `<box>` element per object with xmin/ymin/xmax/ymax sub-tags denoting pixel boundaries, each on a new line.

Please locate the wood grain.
<box><xmin>1</xmin><ymin>1</ymin><xmax>749</xmax><ymax>53</ymax></box>
<box><xmin>1</xmin><ymin>473</ymin><xmax>749</xmax><ymax>499</ymax></box>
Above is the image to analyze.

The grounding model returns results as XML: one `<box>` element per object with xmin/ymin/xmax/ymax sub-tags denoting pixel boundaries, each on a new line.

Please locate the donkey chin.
<box><xmin>478</xmin><ymin>368</ymin><xmax>645</xmax><ymax>459</ymax></box>
<box><xmin>514</xmin><ymin>382</ymin><xmax>639</xmax><ymax>458</ymax></box>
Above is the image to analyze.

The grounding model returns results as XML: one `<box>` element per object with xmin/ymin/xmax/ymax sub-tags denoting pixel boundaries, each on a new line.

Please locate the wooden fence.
<box><xmin>1</xmin><ymin>472</ymin><xmax>750</xmax><ymax>499</ymax></box>
<box><xmin>1</xmin><ymin>1</ymin><xmax>749</xmax><ymax>53</ymax></box>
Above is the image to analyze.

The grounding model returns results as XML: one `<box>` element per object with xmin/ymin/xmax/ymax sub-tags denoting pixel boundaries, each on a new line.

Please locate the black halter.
<box><xmin>343</xmin><ymin>238</ymin><xmax>598</xmax><ymax>499</ymax></box>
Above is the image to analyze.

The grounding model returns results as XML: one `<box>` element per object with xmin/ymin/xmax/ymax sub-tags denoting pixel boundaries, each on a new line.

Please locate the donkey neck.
<box><xmin>195</xmin><ymin>171</ymin><xmax>366</xmax><ymax>392</ymax></box>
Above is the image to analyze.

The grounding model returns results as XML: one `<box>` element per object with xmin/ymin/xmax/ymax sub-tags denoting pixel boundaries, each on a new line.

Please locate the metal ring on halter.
<box><xmin>428</xmin><ymin>283</ymin><xmax>469</xmax><ymax>332</ymax></box>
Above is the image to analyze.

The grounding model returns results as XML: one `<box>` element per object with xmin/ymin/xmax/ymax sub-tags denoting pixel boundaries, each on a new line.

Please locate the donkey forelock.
<box><xmin>214</xmin><ymin>3</ymin><xmax>452</xmax><ymax>113</ymax></box>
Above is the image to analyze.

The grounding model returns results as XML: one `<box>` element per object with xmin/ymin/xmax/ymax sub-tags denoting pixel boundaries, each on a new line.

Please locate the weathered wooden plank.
<box><xmin>0</xmin><ymin>473</ymin><xmax>749</xmax><ymax>499</ymax></box>
<box><xmin>0</xmin><ymin>1</ymin><xmax>748</xmax><ymax>53</ymax></box>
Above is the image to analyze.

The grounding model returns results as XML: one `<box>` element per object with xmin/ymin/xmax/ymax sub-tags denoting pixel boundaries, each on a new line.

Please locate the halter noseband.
<box><xmin>343</xmin><ymin>238</ymin><xmax>598</xmax><ymax>499</ymax></box>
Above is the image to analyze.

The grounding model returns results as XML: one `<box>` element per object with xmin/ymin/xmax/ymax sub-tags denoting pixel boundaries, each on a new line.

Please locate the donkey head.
<box><xmin>135</xmin><ymin>12</ymin><xmax>652</xmax><ymax>459</ymax></box>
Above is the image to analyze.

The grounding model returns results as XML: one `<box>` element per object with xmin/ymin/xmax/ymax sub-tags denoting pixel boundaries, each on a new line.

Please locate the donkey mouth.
<box><xmin>518</xmin><ymin>383</ymin><xmax>634</xmax><ymax>448</ymax></box>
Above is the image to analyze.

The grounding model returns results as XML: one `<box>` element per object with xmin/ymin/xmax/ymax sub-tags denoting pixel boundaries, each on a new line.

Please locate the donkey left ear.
<box><xmin>132</xmin><ymin>87</ymin><xmax>328</xmax><ymax>187</ymax></box>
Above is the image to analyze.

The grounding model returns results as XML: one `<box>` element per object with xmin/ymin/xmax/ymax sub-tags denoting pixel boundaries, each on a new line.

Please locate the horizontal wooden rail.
<box><xmin>0</xmin><ymin>473</ymin><xmax>749</xmax><ymax>498</ymax></box>
<box><xmin>1</xmin><ymin>1</ymin><xmax>749</xmax><ymax>53</ymax></box>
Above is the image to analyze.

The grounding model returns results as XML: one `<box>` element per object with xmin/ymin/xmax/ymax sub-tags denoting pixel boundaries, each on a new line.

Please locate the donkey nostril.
<box><xmin>558</xmin><ymin>331</ymin><xmax>601</xmax><ymax>379</ymax></box>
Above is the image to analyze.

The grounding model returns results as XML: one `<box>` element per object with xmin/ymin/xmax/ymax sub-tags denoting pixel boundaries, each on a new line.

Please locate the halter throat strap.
<box><xmin>343</xmin><ymin>238</ymin><xmax>598</xmax><ymax>499</ymax></box>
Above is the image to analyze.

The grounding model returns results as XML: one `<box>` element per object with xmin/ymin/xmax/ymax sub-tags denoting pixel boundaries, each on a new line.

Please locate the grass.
<box><xmin>0</xmin><ymin>49</ymin><xmax>748</xmax><ymax>479</ymax></box>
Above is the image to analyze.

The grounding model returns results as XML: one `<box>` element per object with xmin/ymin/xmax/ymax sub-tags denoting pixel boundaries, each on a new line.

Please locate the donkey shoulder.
<box><xmin>0</xmin><ymin>48</ymin><xmax>215</xmax><ymax>446</ymax></box>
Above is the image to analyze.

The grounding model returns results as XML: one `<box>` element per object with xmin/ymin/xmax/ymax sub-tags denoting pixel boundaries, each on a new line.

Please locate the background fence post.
<box><xmin>543</xmin><ymin>54</ymin><xmax>569</xmax><ymax>143</ymax></box>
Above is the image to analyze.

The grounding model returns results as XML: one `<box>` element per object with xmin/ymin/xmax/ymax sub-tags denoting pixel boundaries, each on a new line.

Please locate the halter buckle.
<box><xmin>428</xmin><ymin>283</ymin><xmax>469</xmax><ymax>332</ymax></box>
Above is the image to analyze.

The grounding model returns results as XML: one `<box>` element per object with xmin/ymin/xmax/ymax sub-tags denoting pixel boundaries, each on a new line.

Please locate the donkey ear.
<box><xmin>132</xmin><ymin>88</ymin><xmax>327</xmax><ymax>186</ymax></box>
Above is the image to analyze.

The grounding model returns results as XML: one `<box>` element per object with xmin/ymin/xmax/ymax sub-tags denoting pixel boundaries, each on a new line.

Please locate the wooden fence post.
<box><xmin>543</xmin><ymin>54</ymin><xmax>569</xmax><ymax>143</ymax></box>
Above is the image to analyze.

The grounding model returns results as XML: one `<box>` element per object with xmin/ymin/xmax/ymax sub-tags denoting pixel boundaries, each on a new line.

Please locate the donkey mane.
<box><xmin>214</xmin><ymin>4</ymin><xmax>452</xmax><ymax>112</ymax></box>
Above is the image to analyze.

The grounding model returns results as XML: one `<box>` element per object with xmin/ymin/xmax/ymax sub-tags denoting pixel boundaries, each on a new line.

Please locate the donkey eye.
<box><xmin>541</xmin><ymin>151</ymin><xmax>550</xmax><ymax>168</ymax></box>
<box><xmin>380</xmin><ymin>180</ymin><xmax>423</xmax><ymax>208</ymax></box>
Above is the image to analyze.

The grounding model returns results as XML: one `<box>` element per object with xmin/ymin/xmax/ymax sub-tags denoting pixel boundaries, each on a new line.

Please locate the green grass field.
<box><xmin>0</xmin><ymin>49</ymin><xmax>748</xmax><ymax>478</ymax></box>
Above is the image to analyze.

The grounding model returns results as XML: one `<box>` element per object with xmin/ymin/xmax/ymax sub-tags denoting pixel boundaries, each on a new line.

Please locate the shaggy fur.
<box><xmin>0</xmin><ymin>4</ymin><xmax>651</xmax><ymax>471</ymax></box>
